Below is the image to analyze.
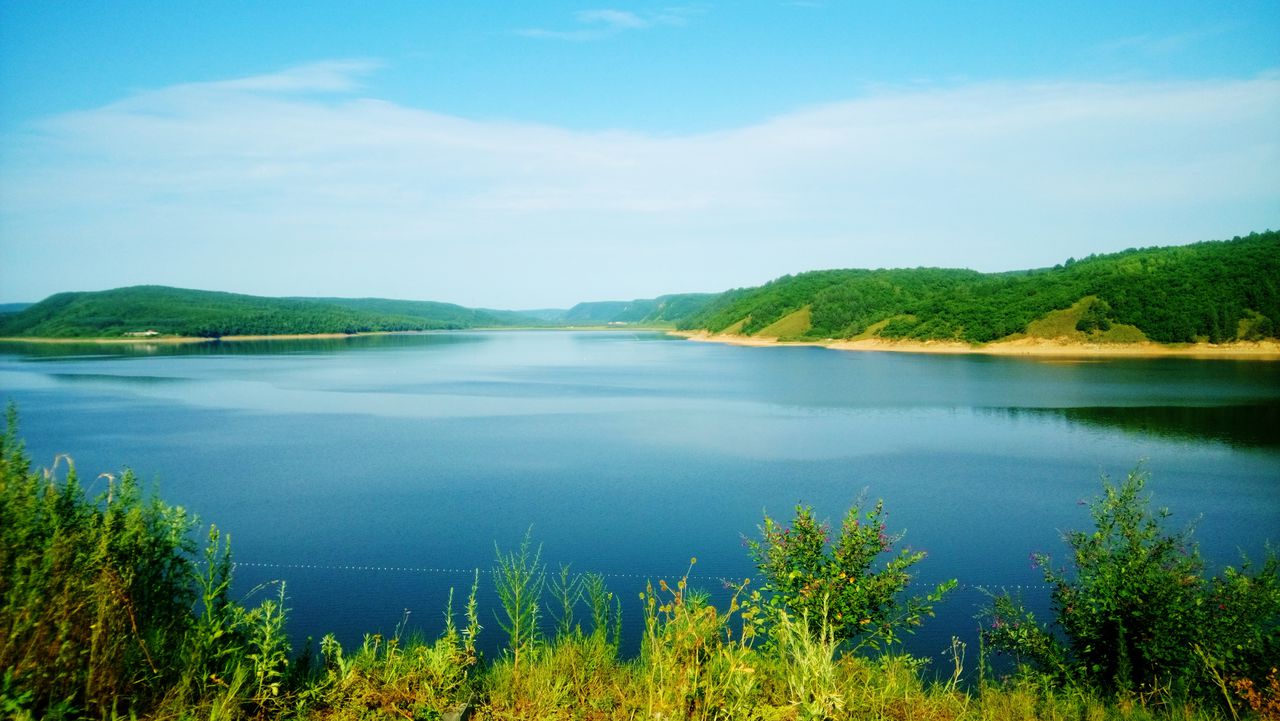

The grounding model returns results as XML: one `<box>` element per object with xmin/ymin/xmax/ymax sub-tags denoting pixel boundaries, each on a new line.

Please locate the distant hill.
<box><xmin>0</xmin><ymin>286</ymin><xmax>547</xmax><ymax>339</ymax></box>
<box><xmin>678</xmin><ymin>231</ymin><xmax>1280</xmax><ymax>345</ymax></box>
<box><xmin>560</xmin><ymin>294</ymin><xmax>717</xmax><ymax>325</ymax></box>
<box><xmin>4</xmin><ymin>232</ymin><xmax>1275</xmax><ymax>344</ymax></box>
<box><xmin>513</xmin><ymin>308</ymin><xmax>572</xmax><ymax>323</ymax></box>
<box><xmin>306</xmin><ymin>297</ymin><xmax>541</xmax><ymax>329</ymax></box>
<box><xmin>0</xmin><ymin>303</ymin><xmax>32</xmax><ymax>315</ymax></box>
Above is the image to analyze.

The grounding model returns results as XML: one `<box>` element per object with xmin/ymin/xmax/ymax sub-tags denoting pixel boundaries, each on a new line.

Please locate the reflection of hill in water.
<box><xmin>1012</xmin><ymin>405</ymin><xmax>1280</xmax><ymax>449</ymax></box>
<box><xmin>0</xmin><ymin>332</ymin><xmax>489</xmax><ymax>360</ymax></box>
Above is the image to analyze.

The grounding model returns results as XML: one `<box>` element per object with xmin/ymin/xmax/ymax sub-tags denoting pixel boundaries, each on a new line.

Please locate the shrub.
<box><xmin>0</xmin><ymin>407</ymin><xmax>302</xmax><ymax>719</ymax></box>
<box><xmin>982</xmin><ymin>469</ymin><xmax>1280</xmax><ymax>708</ymax></box>
<box><xmin>747</xmin><ymin>499</ymin><xmax>955</xmax><ymax>653</ymax></box>
<box><xmin>0</xmin><ymin>408</ymin><xmax>198</xmax><ymax>717</ymax></box>
<box><xmin>1076</xmin><ymin>297</ymin><xmax>1113</xmax><ymax>333</ymax></box>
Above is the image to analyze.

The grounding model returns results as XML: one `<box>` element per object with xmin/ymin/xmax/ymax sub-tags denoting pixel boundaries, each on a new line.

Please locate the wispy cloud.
<box><xmin>1091</xmin><ymin>26</ymin><xmax>1229</xmax><ymax>62</ymax></box>
<box><xmin>516</xmin><ymin>7</ymin><xmax>696</xmax><ymax>41</ymax></box>
<box><xmin>207</xmin><ymin>59</ymin><xmax>384</xmax><ymax>94</ymax></box>
<box><xmin>2</xmin><ymin>62</ymin><xmax>1277</xmax><ymax>306</ymax></box>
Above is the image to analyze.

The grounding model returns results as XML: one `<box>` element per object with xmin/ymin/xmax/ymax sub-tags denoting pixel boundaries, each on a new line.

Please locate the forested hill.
<box><xmin>559</xmin><ymin>293</ymin><xmax>717</xmax><ymax>325</ymax></box>
<box><xmin>677</xmin><ymin>231</ymin><xmax>1280</xmax><ymax>344</ymax></box>
<box><xmin>0</xmin><ymin>286</ymin><xmax>547</xmax><ymax>338</ymax></box>
<box><xmin>4</xmin><ymin>232</ymin><xmax>1276</xmax><ymax>343</ymax></box>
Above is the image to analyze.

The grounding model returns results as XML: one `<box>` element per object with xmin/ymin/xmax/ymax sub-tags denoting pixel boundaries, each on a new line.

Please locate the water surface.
<box><xmin>2</xmin><ymin>331</ymin><xmax>1276</xmax><ymax>662</ymax></box>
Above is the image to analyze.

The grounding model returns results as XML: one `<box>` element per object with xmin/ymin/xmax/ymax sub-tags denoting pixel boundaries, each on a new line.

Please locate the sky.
<box><xmin>1</xmin><ymin>2</ymin><xmax>1278</xmax><ymax>309</ymax></box>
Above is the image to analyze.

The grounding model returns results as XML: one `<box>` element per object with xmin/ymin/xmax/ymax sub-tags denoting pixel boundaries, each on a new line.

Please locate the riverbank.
<box><xmin>0</xmin><ymin>333</ymin><xmax>367</xmax><ymax>345</ymax></box>
<box><xmin>6</xmin><ymin>329</ymin><xmax>1280</xmax><ymax>359</ymax></box>
<box><xmin>672</xmin><ymin>330</ymin><xmax>1280</xmax><ymax>359</ymax></box>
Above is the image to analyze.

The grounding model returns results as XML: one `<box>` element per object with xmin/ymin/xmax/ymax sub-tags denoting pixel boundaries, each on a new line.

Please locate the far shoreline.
<box><xmin>670</xmin><ymin>330</ymin><xmax>1280</xmax><ymax>360</ymax></box>
<box><xmin>3</xmin><ymin>329</ymin><xmax>1279</xmax><ymax>359</ymax></box>
<box><xmin>0</xmin><ymin>326</ymin><xmax>662</xmax><ymax>346</ymax></box>
<box><xmin>0</xmin><ymin>332</ymin><xmax>367</xmax><ymax>345</ymax></box>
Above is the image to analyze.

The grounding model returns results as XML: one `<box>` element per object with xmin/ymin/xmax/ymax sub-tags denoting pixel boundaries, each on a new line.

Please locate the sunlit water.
<box><xmin>2</xmin><ymin>331</ymin><xmax>1277</xmax><ymax>669</ymax></box>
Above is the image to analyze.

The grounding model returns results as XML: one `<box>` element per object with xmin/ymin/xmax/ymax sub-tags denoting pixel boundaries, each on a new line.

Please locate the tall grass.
<box><xmin>0</xmin><ymin>406</ymin><xmax>197</xmax><ymax>716</ymax></box>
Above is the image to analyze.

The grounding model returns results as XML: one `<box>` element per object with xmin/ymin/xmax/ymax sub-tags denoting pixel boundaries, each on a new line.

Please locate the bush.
<box><xmin>0</xmin><ymin>407</ymin><xmax>198</xmax><ymax>717</ymax></box>
<box><xmin>0</xmin><ymin>407</ymin><xmax>301</xmax><ymax>719</ymax></box>
<box><xmin>747</xmin><ymin>499</ymin><xmax>955</xmax><ymax>653</ymax></box>
<box><xmin>982</xmin><ymin>469</ymin><xmax>1280</xmax><ymax>708</ymax></box>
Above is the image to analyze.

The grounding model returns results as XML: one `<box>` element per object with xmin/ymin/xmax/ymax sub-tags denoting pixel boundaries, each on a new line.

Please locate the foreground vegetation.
<box><xmin>2</xmin><ymin>409</ymin><xmax>1277</xmax><ymax>720</ymax></box>
<box><xmin>679</xmin><ymin>231</ymin><xmax>1280</xmax><ymax>344</ymax></box>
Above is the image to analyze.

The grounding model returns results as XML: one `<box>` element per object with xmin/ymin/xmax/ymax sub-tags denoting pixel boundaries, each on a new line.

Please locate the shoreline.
<box><xmin>0</xmin><ymin>332</ymin><xmax>378</xmax><ymax>345</ymax></box>
<box><xmin>4</xmin><ymin>329</ymin><xmax>1279</xmax><ymax>359</ymax></box>
<box><xmin>670</xmin><ymin>331</ymin><xmax>1280</xmax><ymax>359</ymax></box>
<box><xmin>0</xmin><ymin>326</ymin><xmax>656</xmax><ymax>345</ymax></box>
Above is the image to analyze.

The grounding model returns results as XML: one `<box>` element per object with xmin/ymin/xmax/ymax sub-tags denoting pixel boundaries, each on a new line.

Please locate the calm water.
<box><xmin>2</xmin><ymin>331</ymin><xmax>1277</xmax><ymax>664</ymax></box>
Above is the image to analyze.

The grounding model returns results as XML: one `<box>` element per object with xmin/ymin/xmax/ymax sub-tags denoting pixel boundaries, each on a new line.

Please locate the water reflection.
<box><xmin>0</xmin><ymin>331</ymin><xmax>489</xmax><ymax>360</ymax></box>
<box><xmin>1000</xmin><ymin>405</ymin><xmax>1280</xmax><ymax>449</ymax></box>
<box><xmin>48</xmin><ymin>372</ymin><xmax>187</xmax><ymax>386</ymax></box>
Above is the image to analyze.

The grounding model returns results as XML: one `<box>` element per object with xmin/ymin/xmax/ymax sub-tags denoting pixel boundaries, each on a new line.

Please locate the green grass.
<box><xmin>755</xmin><ymin>305</ymin><xmax>813</xmax><ymax>340</ymax></box>
<box><xmin>1024</xmin><ymin>297</ymin><xmax>1151</xmax><ymax>344</ymax></box>
<box><xmin>1024</xmin><ymin>296</ymin><xmax>1094</xmax><ymax>340</ymax></box>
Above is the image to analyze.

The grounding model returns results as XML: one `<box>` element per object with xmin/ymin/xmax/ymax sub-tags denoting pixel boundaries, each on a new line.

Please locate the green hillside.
<box><xmin>4</xmin><ymin>232</ymin><xmax>1275</xmax><ymax>343</ymax></box>
<box><xmin>678</xmin><ymin>231</ymin><xmax>1280</xmax><ymax>344</ymax></box>
<box><xmin>309</xmin><ymin>297</ymin><xmax>541</xmax><ymax>328</ymax></box>
<box><xmin>0</xmin><ymin>286</ymin><xmax>544</xmax><ymax>339</ymax></box>
<box><xmin>560</xmin><ymin>293</ymin><xmax>717</xmax><ymax>325</ymax></box>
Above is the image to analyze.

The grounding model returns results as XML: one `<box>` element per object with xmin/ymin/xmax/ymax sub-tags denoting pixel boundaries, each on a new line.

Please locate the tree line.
<box><xmin>678</xmin><ymin>231</ymin><xmax>1280</xmax><ymax>344</ymax></box>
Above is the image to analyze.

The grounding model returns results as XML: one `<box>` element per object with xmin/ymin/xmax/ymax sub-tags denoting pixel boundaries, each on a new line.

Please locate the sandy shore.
<box><xmin>5</xmin><ymin>330</ymin><xmax>1278</xmax><ymax>359</ymax></box>
<box><xmin>671</xmin><ymin>331</ymin><xmax>1280</xmax><ymax>359</ymax></box>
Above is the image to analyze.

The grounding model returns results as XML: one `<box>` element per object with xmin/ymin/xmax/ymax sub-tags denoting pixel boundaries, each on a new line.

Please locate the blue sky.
<box><xmin>1</xmin><ymin>2</ymin><xmax>1277</xmax><ymax>308</ymax></box>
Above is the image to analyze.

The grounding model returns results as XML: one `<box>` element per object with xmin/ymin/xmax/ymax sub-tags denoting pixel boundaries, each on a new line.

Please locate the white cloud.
<box><xmin>516</xmin><ymin>6</ymin><xmax>696</xmax><ymax>40</ymax></box>
<box><xmin>1</xmin><ymin>62</ymin><xmax>1277</xmax><ymax>307</ymax></box>
<box><xmin>578</xmin><ymin>9</ymin><xmax>651</xmax><ymax>29</ymax></box>
<box><xmin>1092</xmin><ymin>27</ymin><xmax>1227</xmax><ymax>61</ymax></box>
<box><xmin>207</xmin><ymin>59</ymin><xmax>384</xmax><ymax>94</ymax></box>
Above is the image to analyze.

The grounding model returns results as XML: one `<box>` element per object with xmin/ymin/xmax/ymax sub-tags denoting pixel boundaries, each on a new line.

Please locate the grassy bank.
<box><xmin>2</xmin><ymin>408</ymin><xmax>1277</xmax><ymax>720</ymax></box>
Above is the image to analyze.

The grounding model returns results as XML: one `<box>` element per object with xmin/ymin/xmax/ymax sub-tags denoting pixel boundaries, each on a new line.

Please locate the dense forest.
<box><xmin>559</xmin><ymin>293</ymin><xmax>718</xmax><ymax>325</ymax></box>
<box><xmin>0</xmin><ymin>286</ymin><xmax>548</xmax><ymax>339</ymax></box>
<box><xmin>3</xmin><ymin>232</ymin><xmax>1276</xmax><ymax>343</ymax></box>
<box><xmin>678</xmin><ymin>231</ymin><xmax>1280</xmax><ymax>344</ymax></box>
<box><xmin>0</xmin><ymin>287</ymin><xmax>721</xmax><ymax>339</ymax></box>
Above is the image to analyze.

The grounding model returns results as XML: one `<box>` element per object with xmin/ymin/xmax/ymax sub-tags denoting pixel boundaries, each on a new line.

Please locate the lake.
<box><xmin>1</xmin><ymin>331</ymin><xmax>1277</xmax><ymax>665</ymax></box>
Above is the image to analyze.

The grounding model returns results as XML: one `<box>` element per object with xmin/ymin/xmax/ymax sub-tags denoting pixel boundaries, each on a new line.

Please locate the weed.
<box><xmin>493</xmin><ymin>528</ymin><xmax>546</xmax><ymax>678</ymax></box>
